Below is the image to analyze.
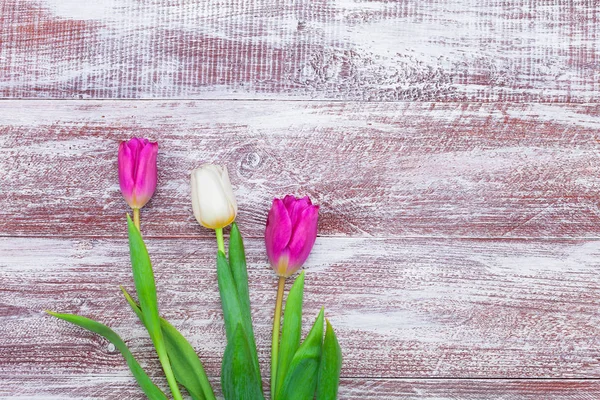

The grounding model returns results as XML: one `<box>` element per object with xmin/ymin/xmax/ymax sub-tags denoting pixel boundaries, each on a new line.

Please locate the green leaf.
<box><xmin>216</xmin><ymin>250</ymin><xmax>263</xmax><ymax>397</ymax></box>
<box><xmin>127</xmin><ymin>215</ymin><xmax>165</xmax><ymax>355</ymax></box>
<box><xmin>229</xmin><ymin>224</ymin><xmax>251</xmax><ymax>326</ymax></box>
<box><xmin>121</xmin><ymin>287</ymin><xmax>216</xmax><ymax>400</ymax></box>
<box><xmin>127</xmin><ymin>215</ymin><xmax>183</xmax><ymax>400</ymax></box>
<box><xmin>46</xmin><ymin>311</ymin><xmax>167</xmax><ymax>400</ymax></box>
<box><xmin>161</xmin><ymin>320</ymin><xmax>212</xmax><ymax>400</ymax></box>
<box><xmin>275</xmin><ymin>271</ymin><xmax>305</xmax><ymax>398</ymax></box>
<box><xmin>277</xmin><ymin>308</ymin><xmax>325</xmax><ymax>400</ymax></box>
<box><xmin>316</xmin><ymin>319</ymin><xmax>342</xmax><ymax>400</ymax></box>
<box><xmin>228</xmin><ymin>223</ymin><xmax>261</xmax><ymax>387</ymax></box>
<box><xmin>216</xmin><ymin>251</ymin><xmax>244</xmax><ymax>343</ymax></box>
<box><xmin>221</xmin><ymin>324</ymin><xmax>265</xmax><ymax>400</ymax></box>
<box><xmin>120</xmin><ymin>285</ymin><xmax>144</xmax><ymax>321</ymax></box>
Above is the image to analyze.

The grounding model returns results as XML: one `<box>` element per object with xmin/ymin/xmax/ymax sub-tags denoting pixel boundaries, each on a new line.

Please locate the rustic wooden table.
<box><xmin>1</xmin><ymin>1</ymin><xmax>600</xmax><ymax>399</ymax></box>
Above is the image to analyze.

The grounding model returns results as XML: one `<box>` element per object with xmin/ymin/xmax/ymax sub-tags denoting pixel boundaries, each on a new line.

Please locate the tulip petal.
<box><xmin>127</xmin><ymin>138</ymin><xmax>144</xmax><ymax>181</ymax></box>
<box><xmin>282</xmin><ymin>195</ymin><xmax>296</xmax><ymax>210</ymax></box>
<box><xmin>118</xmin><ymin>138</ymin><xmax>158</xmax><ymax>209</ymax></box>
<box><xmin>219</xmin><ymin>166</ymin><xmax>238</xmax><ymax>216</ymax></box>
<box><xmin>283</xmin><ymin>195</ymin><xmax>311</xmax><ymax>207</ymax></box>
<box><xmin>286</xmin><ymin>196</ymin><xmax>312</xmax><ymax>228</ymax></box>
<box><xmin>191</xmin><ymin>166</ymin><xmax>236</xmax><ymax>229</ymax></box>
<box><xmin>283</xmin><ymin>195</ymin><xmax>311</xmax><ymax>212</ymax></box>
<box><xmin>286</xmin><ymin>205</ymin><xmax>319</xmax><ymax>274</ymax></box>
<box><xmin>132</xmin><ymin>141</ymin><xmax>158</xmax><ymax>208</ymax></box>
<box><xmin>118</xmin><ymin>142</ymin><xmax>135</xmax><ymax>204</ymax></box>
<box><xmin>265</xmin><ymin>199</ymin><xmax>293</xmax><ymax>268</ymax></box>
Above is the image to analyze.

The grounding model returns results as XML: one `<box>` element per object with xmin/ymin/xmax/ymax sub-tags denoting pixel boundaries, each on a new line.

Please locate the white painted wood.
<box><xmin>2</xmin><ymin>376</ymin><xmax>599</xmax><ymax>399</ymax></box>
<box><xmin>1</xmin><ymin>101</ymin><xmax>600</xmax><ymax>239</ymax></box>
<box><xmin>2</xmin><ymin>236</ymin><xmax>600</xmax><ymax>380</ymax></box>
<box><xmin>0</xmin><ymin>1</ymin><xmax>598</xmax><ymax>101</ymax></box>
<box><xmin>2</xmin><ymin>0</ymin><xmax>600</xmax><ymax>398</ymax></box>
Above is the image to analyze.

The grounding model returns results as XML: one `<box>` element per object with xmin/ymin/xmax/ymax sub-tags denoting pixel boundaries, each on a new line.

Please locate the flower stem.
<box><xmin>271</xmin><ymin>276</ymin><xmax>286</xmax><ymax>399</ymax></box>
<box><xmin>157</xmin><ymin>348</ymin><xmax>184</xmax><ymax>400</ymax></box>
<box><xmin>215</xmin><ymin>228</ymin><xmax>225</xmax><ymax>254</ymax></box>
<box><xmin>133</xmin><ymin>208</ymin><xmax>140</xmax><ymax>230</ymax></box>
<box><xmin>131</xmin><ymin>208</ymin><xmax>182</xmax><ymax>400</ymax></box>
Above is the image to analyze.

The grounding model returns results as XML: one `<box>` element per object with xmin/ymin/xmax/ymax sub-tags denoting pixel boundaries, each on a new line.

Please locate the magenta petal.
<box><xmin>286</xmin><ymin>205</ymin><xmax>319</xmax><ymax>272</ymax></box>
<box><xmin>132</xmin><ymin>141</ymin><xmax>158</xmax><ymax>207</ymax></box>
<box><xmin>265</xmin><ymin>198</ymin><xmax>292</xmax><ymax>267</ymax></box>
<box><xmin>118</xmin><ymin>138</ymin><xmax>158</xmax><ymax>209</ymax></box>
<box><xmin>118</xmin><ymin>141</ymin><xmax>135</xmax><ymax>201</ymax></box>
<box><xmin>283</xmin><ymin>194</ymin><xmax>311</xmax><ymax>209</ymax></box>
<box><xmin>287</xmin><ymin>196</ymin><xmax>312</xmax><ymax>227</ymax></box>
<box><xmin>128</xmin><ymin>138</ymin><xmax>144</xmax><ymax>180</ymax></box>
<box><xmin>127</xmin><ymin>137</ymin><xmax>143</xmax><ymax>158</ymax></box>
<box><xmin>282</xmin><ymin>195</ymin><xmax>296</xmax><ymax>210</ymax></box>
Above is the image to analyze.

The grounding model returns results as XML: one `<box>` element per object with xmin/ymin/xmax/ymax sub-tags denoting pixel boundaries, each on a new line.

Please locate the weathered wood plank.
<box><xmin>1</xmin><ymin>0</ymin><xmax>599</xmax><ymax>101</ymax></box>
<box><xmin>1</xmin><ymin>100</ymin><xmax>600</xmax><ymax>238</ymax></box>
<box><xmin>2</xmin><ymin>376</ymin><xmax>600</xmax><ymax>400</ymax></box>
<box><xmin>2</xmin><ymin>236</ymin><xmax>600</xmax><ymax>379</ymax></box>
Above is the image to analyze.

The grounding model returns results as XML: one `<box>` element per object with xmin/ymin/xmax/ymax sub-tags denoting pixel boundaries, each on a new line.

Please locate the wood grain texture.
<box><xmin>3</xmin><ymin>1</ymin><xmax>600</xmax><ymax>397</ymax></box>
<box><xmin>2</xmin><ymin>101</ymin><xmax>600</xmax><ymax>239</ymax></box>
<box><xmin>2</xmin><ymin>376</ymin><xmax>600</xmax><ymax>400</ymax></box>
<box><xmin>3</xmin><ymin>236</ymin><xmax>600</xmax><ymax>380</ymax></box>
<box><xmin>1</xmin><ymin>0</ymin><xmax>599</xmax><ymax>101</ymax></box>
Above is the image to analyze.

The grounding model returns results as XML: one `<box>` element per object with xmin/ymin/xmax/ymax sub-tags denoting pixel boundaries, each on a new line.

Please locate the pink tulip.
<box><xmin>265</xmin><ymin>195</ymin><xmax>319</xmax><ymax>277</ymax></box>
<box><xmin>118</xmin><ymin>138</ymin><xmax>158</xmax><ymax>209</ymax></box>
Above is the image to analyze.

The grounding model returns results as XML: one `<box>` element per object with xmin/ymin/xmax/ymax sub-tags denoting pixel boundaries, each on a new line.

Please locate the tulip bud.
<box><xmin>118</xmin><ymin>138</ymin><xmax>158</xmax><ymax>209</ymax></box>
<box><xmin>191</xmin><ymin>164</ymin><xmax>238</xmax><ymax>230</ymax></box>
<box><xmin>265</xmin><ymin>195</ymin><xmax>319</xmax><ymax>277</ymax></box>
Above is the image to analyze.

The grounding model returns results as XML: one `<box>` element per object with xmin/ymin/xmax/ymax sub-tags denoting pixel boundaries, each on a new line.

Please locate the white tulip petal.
<box><xmin>190</xmin><ymin>164</ymin><xmax>237</xmax><ymax>229</ymax></box>
<box><xmin>220</xmin><ymin>165</ymin><xmax>238</xmax><ymax>215</ymax></box>
<box><xmin>203</xmin><ymin>164</ymin><xmax>223</xmax><ymax>176</ymax></box>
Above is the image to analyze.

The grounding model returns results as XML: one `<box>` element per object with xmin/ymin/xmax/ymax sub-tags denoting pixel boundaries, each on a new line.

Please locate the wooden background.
<box><xmin>1</xmin><ymin>1</ymin><xmax>600</xmax><ymax>399</ymax></box>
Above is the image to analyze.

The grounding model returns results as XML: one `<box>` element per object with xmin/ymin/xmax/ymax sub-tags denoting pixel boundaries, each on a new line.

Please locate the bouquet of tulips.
<box><xmin>48</xmin><ymin>138</ymin><xmax>342</xmax><ymax>400</ymax></box>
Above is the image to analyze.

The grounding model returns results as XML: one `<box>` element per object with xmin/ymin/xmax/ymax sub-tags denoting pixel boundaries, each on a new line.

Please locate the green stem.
<box><xmin>157</xmin><ymin>347</ymin><xmax>184</xmax><ymax>400</ymax></box>
<box><xmin>215</xmin><ymin>228</ymin><xmax>225</xmax><ymax>254</ymax></box>
<box><xmin>271</xmin><ymin>276</ymin><xmax>286</xmax><ymax>400</ymax></box>
<box><xmin>131</xmin><ymin>208</ymin><xmax>181</xmax><ymax>400</ymax></box>
<box><xmin>133</xmin><ymin>208</ymin><xmax>141</xmax><ymax>230</ymax></box>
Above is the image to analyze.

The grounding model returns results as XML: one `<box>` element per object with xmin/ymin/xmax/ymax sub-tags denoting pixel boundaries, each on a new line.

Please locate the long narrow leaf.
<box><xmin>127</xmin><ymin>215</ymin><xmax>165</xmax><ymax>354</ymax></box>
<box><xmin>228</xmin><ymin>223</ymin><xmax>261</xmax><ymax>388</ymax></box>
<box><xmin>221</xmin><ymin>324</ymin><xmax>265</xmax><ymax>400</ymax></box>
<box><xmin>228</xmin><ymin>224</ymin><xmax>251</xmax><ymax>331</ymax></box>
<box><xmin>275</xmin><ymin>271</ymin><xmax>305</xmax><ymax>398</ymax></box>
<box><xmin>161</xmin><ymin>320</ymin><xmax>211</xmax><ymax>400</ymax></box>
<box><xmin>46</xmin><ymin>311</ymin><xmax>167</xmax><ymax>400</ymax></box>
<box><xmin>216</xmin><ymin>251</ymin><xmax>263</xmax><ymax>398</ymax></box>
<box><xmin>121</xmin><ymin>287</ymin><xmax>216</xmax><ymax>400</ymax></box>
<box><xmin>277</xmin><ymin>308</ymin><xmax>325</xmax><ymax>400</ymax></box>
<box><xmin>216</xmin><ymin>251</ymin><xmax>244</xmax><ymax>343</ymax></box>
<box><xmin>316</xmin><ymin>319</ymin><xmax>342</xmax><ymax>400</ymax></box>
<box><xmin>127</xmin><ymin>215</ymin><xmax>182</xmax><ymax>399</ymax></box>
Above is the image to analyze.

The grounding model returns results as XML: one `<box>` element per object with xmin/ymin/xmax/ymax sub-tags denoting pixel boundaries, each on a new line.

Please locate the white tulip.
<box><xmin>191</xmin><ymin>164</ymin><xmax>238</xmax><ymax>229</ymax></box>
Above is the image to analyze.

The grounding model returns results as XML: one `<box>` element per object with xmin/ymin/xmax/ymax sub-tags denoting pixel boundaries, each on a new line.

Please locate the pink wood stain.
<box><xmin>1</xmin><ymin>1</ymin><xmax>600</xmax><ymax>398</ymax></box>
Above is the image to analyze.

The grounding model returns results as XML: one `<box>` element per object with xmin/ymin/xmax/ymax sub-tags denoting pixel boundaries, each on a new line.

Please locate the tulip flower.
<box><xmin>118</xmin><ymin>138</ymin><xmax>158</xmax><ymax>229</ymax></box>
<box><xmin>265</xmin><ymin>195</ymin><xmax>319</xmax><ymax>278</ymax></box>
<box><xmin>191</xmin><ymin>164</ymin><xmax>238</xmax><ymax>231</ymax></box>
<box><xmin>267</xmin><ymin>195</ymin><xmax>318</xmax><ymax>397</ymax></box>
